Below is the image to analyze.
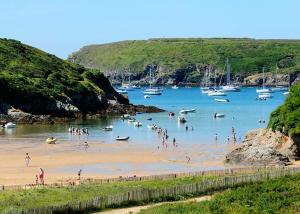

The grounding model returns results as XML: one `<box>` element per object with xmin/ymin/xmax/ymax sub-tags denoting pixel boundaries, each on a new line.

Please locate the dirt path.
<box><xmin>95</xmin><ymin>195</ymin><xmax>212</xmax><ymax>214</ymax></box>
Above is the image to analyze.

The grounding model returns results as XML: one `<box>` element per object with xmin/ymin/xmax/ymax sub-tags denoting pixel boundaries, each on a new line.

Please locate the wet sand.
<box><xmin>0</xmin><ymin>137</ymin><xmax>235</xmax><ymax>185</ymax></box>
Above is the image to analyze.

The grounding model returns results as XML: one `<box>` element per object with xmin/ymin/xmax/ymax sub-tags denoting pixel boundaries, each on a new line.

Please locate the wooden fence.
<box><xmin>3</xmin><ymin>167</ymin><xmax>300</xmax><ymax>214</ymax></box>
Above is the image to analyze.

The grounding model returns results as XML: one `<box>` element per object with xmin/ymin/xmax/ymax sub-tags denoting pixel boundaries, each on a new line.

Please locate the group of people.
<box><xmin>215</xmin><ymin>127</ymin><xmax>241</xmax><ymax>144</ymax></box>
<box><xmin>24</xmin><ymin>153</ymin><xmax>46</xmax><ymax>185</ymax></box>
<box><xmin>68</xmin><ymin>127</ymin><xmax>89</xmax><ymax>135</ymax></box>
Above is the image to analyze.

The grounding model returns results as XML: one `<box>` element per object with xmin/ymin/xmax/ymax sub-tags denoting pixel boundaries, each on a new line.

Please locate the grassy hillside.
<box><xmin>0</xmin><ymin>38</ymin><xmax>127</xmax><ymax>116</ymax></box>
<box><xmin>268</xmin><ymin>82</ymin><xmax>300</xmax><ymax>142</ymax></box>
<box><xmin>69</xmin><ymin>38</ymin><xmax>300</xmax><ymax>75</ymax></box>
<box><xmin>140</xmin><ymin>173</ymin><xmax>300</xmax><ymax>214</ymax></box>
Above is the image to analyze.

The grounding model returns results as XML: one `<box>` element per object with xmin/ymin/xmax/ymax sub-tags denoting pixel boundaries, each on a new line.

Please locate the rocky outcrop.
<box><xmin>225</xmin><ymin>129</ymin><xmax>296</xmax><ymax>166</ymax></box>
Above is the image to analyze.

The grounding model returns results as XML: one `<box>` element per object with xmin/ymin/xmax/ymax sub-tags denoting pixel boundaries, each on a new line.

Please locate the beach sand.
<box><xmin>0</xmin><ymin>137</ymin><xmax>235</xmax><ymax>186</ymax></box>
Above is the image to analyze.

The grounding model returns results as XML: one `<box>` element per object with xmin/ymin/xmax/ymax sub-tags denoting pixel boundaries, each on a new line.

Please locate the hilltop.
<box><xmin>0</xmin><ymin>38</ymin><xmax>160</xmax><ymax>123</ymax></box>
<box><xmin>69</xmin><ymin>38</ymin><xmax>300</xmax><ymax>85</ymax></box>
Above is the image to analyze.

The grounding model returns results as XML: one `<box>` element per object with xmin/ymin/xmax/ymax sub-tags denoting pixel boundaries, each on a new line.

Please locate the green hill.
<box><xmin>69</xmin><ymin>38</ymin><xmax>300</xmax><ymax>76</ymax></box>
<box><xmin>0</xmin><ymin>38</ymin><xmax>128</xmax><ymax>118</ymax></box>
<box><xmin>269</xmin><ymin>82</ymin><xmax>300</xmax><ymax>143</ymax></box>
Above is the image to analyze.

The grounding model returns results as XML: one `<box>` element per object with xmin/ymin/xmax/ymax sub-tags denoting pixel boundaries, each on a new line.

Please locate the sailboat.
<box><xmin>256</xmin><ymin>67</ymin><xmax>272</xmax><ymax>93</ymax></box>
<box><xmin>221</xmin><ymin>58</ymin><xmax>240</xmax><ymax>92</ymax></box>
<box><xmin>271</xmin><ymin>65</ymin><xmax>288</xmax><ymax>92</ymax></box>
<box><xmin>143</xmin><ymin>67</ymin><xmax>162</xmax><ymax>95</ymax></box>
<box><xmin>207</xmin><ymin>69</ymin><xmax>226</xmax><ymax>96</ymax></box>
<box><xmin>201</xmin><ymin>68</ymin><xmax>213</xmax><ymax>93</ymax></box>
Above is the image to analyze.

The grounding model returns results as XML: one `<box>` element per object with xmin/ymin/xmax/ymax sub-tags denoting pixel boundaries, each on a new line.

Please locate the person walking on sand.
<box><xmin>186</xmin><ymin>156</ymin><xmax>191</xmax><ymax>164</ymax></box>
<box><xmin>173</xmin><ymin>137</ymin><xmax>176</xmax><ymax>148</ymax></box>
<box><xmin>78</xmin><ymin>169</ymin><xmax>82</xmax><ymax>180</ymax></box>
<box><xmin>25</xmin><ymin>153</ymin><xmax>31</xmax><ymax>167</ymax></box>
<box><xmin>84</xmin><ymin>142</ymin><xmax>89</xmax><ymax>151</ymax></box>
<box><xmin>39</xmin><ymin>168</ymin><xmax>45</xmax><ymax>185</ymax></box>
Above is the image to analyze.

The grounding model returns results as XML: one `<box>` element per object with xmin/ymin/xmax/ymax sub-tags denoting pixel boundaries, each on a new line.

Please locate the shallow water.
<box><xmin>0</xmin><ymin>87</ymin><xmax>286</xmax><ymax>146</ymax></box>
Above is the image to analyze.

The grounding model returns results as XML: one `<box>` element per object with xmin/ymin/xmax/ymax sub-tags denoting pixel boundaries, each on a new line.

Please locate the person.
<box><xmin>78</xmin><ymin>169</ymin><xmax>82</xmax><ymax>180</ymax></box>
<box><xmin>226</xmin><ymin>136</ymin><xmax>230</xmax><ymax>144</ymax></box>
<box><xmin>84</xmin><ymin>142</ymin><xmax>89</xmax><ymax>151</ymax></box>
<box><xmin>186</xmin><ymin>156</ymin><xmax>191</xmax><ymax>164</ymax></box>
<box><xmin>185</xmin><ymin>125</ymin><xmax>188</xmax><ymax>132</ymax></box>
<box><xmin>35</xmin><ymin>174</ymin><xmax>39</xmax><ymax>185</ymax></box>
<box><xmin>173</xmin><ymin>137</ymin><xmax>176</xmax><ymax>147</ymax></box>
<box><xmin>190</xmin><ymin>125</ymin><xmax>194</xmax><ymax>131</ymax></box>
<box><xmin>215</xmin><ymin>133</ymin><xmax>218</xmax><ymax>144</ymax></box>
<box><xmin>25</xmin><ymin>153</ymin><xmax>31</xmax><ymax>167</ymax></box>
<box><xmin>39</xmin><ymin>168</ymin><xmax>45</xmax><ymax>185</ymax></box>
<box><xmin>214</xmin><ymin>113</ymin><xmax>217</xmax><ymax>119</ymax></box>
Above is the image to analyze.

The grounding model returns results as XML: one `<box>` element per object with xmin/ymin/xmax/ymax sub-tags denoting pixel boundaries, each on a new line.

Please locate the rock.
<box><xmin>225</xmin><ymin>128</ymin><xmax>296</xmax><ymax>166</ymax></box>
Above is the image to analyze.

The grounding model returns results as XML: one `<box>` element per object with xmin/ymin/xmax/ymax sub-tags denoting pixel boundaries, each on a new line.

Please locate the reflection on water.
<box><xmin>0</xmin><ymin>88</ymin><xmax>286</xmax><ymax>146</ymax></box>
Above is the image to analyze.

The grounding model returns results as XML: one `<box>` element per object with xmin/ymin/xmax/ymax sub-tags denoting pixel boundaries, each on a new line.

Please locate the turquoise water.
<box><xmin>0</xmin><ymin>87</ymin><xmax>286</xmax><ymax>145</ymax></box>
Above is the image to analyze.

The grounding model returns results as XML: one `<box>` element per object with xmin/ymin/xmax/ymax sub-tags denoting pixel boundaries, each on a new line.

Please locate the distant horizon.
<box><xmin>1</xmin><ymin>0</ymin><xmax>300</xmax><ymax>59</ymax></box>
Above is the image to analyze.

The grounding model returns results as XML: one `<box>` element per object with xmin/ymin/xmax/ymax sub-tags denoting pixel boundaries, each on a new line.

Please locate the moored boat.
<box><xmin>115</xmin><ymin>136</ymin><xmax>130</xmax><ymax>141</ymax></box>
<box><xmin>177</xmin><ymin>116</ymin><xmax>187</xmax><ymax>123</ymax></box>
<box><xmin>179</xmin><ymin>109</ymin><xmax>196</xmax><ymax>114</ymax></box>
<box><xmin>144</xmin><ymin>95</ymin><xmax>150</xmax><ymax>99</ymax></box>
<box><xmin>215</xmin><ymin>98</ymin><xmax>230</xmax><ymax>103</ymax></box>
<box><xmin>103</xmin><ymin>125</ymin><xmax>113</xmax><ymax>131</ymax></box>
<box><xmin>46</xmin><ymin>137</ymin><xmax>57</xmax><ymax>144</ymax></box>
<box><xmin>4</xmin><ymin>122</ymin><xmax>16</xmax><ymax>128</ymax></box>
<box><xmin>258</xmin><ymin>93</ymin><xmax>273</xmax><ymax>99</ymax></box>
<box><xmin>207</xmin><ymin>90</ymin><xmax>226</xmax><ymax>96</ymax></box>
<box><xmin>214</xmin><ymin>113</ymin><xmax>225</xmax><ymax>118</ymax></box>
<box><xmin>134</xmin><ymin>122</ymin><xmax>142</xmax><ymax>127</ymax></box>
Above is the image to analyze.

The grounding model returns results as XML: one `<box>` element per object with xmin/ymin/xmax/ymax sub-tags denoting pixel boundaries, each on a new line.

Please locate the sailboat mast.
<box><xmin>226</xmin><ymin>58</ymin><xmax>230</xmax><ymax>85</ymax></box>
<box><xmin>149</xmin><ymin>67</ymin><xmax>152</xmax><ymax>88</ymax></box>
<box><xmin>262</xmin><ymin>67</ymin><xmax>265</xmax><ymax>89</ymax></box>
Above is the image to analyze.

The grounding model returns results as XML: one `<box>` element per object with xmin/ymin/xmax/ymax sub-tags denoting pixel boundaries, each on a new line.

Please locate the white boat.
<box><xmin>177</xmin><ymin>116</ymin><xmax>187</xmax><ymax>123</ymax></box>
<box><xmin>179</xmin><ymin>109</ymin><xmax>196</xmax><ymax>114</ymax></box>
<box><xmin>172</xmin><ymin>85</ymin><xmax>179</xmax><ymax>89</ymax></box>
<box><xmin>128</xmin><ymin>118</ymin><xmax>136</xmax><ymax>123</ymax></box>
<box><xmin>119</xmin><ymin>85</ymin><xmax>134</xmax><ymax>91</ymax></box>
<box><xmin>115</xmin><ymin>136</ymin><xmax>130</xmax><ymax>141</ymax></box>
<box><xmin>221</xmin><ymin>59</ymin><xmax>240</xmax><ymax>92</ymax></box>
<box><xmin>283</xmin><ymin>91</ymin><xmax>290</xmax><ymax>96</ymax></box>
<box><xmin>103</xmin><ymin>125</ymin><xmax>113</xmax><ymax>131</ymax></box>
<box><xmin>132</xmin><ymin>85</ymin><xmax>141</xmax><ymax>89</ymax></box>
<box><xmin>271</xmin><ymin>86</ymin><xmax>288</xmax><ymax>92</ymax></box>
<box><xmin>201</xmin><ymin>87</ymin><xmax>213</xmax><ymax>94</ymax></box>
<box><xmin>215</xmin><ymin>98</ymin><xmax>230</xmax><ymax>103</ymax></box>
<box><xmin>121</xmin><ymin>114</ymin><xmax>131</xmax><ymax>119</ymax></box>
<box><xmin>116</xmin><ymin>89</ymin><xmax>128</xmax><ymax>94</ymax></box>
<box><xmin>258</xmin><ymin>93</ymin><xmax>273</xmax><ymax>99</ymax></box>
<box><xmin>208</xmin><ymin>90</ymin><xmax>226</xmax><ymax>96</ymax></box>
<box><xmin>143</xmin><ymin>88</ymin><xmax>162</xmax><ymax>95</ymax></box>
<box><xmin>46</xmin><ymin>137</ymin><xmax>57</xmax><ymax>144</ymax></box>
<box><xmin>256</xmin><ymin>67</ymin><xmax>273</xmax><ymax>94</ymax></box>
<box><xmin>214</xmin><ymin>113</ymin><xmax>225</xmax><ymax>118</ymax></box>
<box><xmin>147</xmin><ymin>124</ymin><xmax>157</xmax><ymax>130</ymax></box>
<box><xmin>144</xmin><ymin>95</ymin><xmax>150</xmax><ymax>99</ymax></box>
<box><xmin>4</xmin><ymin>122</ymin><xmax>16</xmax><ymax>128</ymax></box>
<box><xmin>134</xmin><ymin>122</ymin><xmax>142</xmax><ymax>127</ymax></box>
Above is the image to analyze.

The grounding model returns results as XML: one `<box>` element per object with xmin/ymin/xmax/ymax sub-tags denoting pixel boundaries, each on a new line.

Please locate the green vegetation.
<box><xmin>268</xmin><ymin>82</ymin><xmax>300</xmax><ymax>141</ymax></box>
<box><xmin>70</xmin><ymin>38</ymin><xmax>300</xmax><ymax>75</ymax></box>
<box><xmin>140</xmin><ymin>173</ymin><xmax>300</xmax><ymax>214</ymax></box>
<box><xmin>0</xmin><ymin>38</ymin><xmax>127</xmax><ymax>116</ymax></box>
<box><xmin>0</xmin><ymin>174</ymin><xmax>212</xmax><ymax>213</ymax></box>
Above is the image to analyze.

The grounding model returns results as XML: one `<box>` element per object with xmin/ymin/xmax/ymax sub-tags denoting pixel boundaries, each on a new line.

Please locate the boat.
<box><xmin>128</xmin><ymin>118</ymin><xmax>136</xmax><ymax>123</ymax></box>
<box><xmin>214</xmin><ymin>113</ymin><xmax>225</xmax><ymax>118</ymax></box>
<box><xmin>271</xmin><ymin>86</ymin><xmax>288</xmax><ymax>92</ymax></box>
<box><xmin>256</xmin><ymin>67</ymin><xmax>273</xmax><ymax>93</ymax></box>
<box><xmin>121</xmin><ymin>114</ymin><xmax>131</xmax><ymax>119</ymax></box>
<box><xmin>116</xmin><ymin>89</ymin><xmax>128</xmax><ymax>94</ymax></box>
<box><xmin>143</xmin><ymin>67</ymin><xmax>163</xmax><ymax>95</ymax></box>
<box><xmin>4</xmin><ymin>122</ymin><xmax>16</xmax><ymax>128</ymax></box>
<box><xmin>115</xmin><ymin>136</ymin><xmax>130</xmax><ymax>141</ymax></box>
<box><xmin>147</xmin><ymin>124</ymin><xmax>157</xmax><ymax>130</ymax></box>
<box><xmin>207</xmin><ymin>90</ymin><xmax>226</xmax><ymax>96</ymax></box>
<box><xmin>132</xmin><ymin>85</ymin><xmax>141</xmax><ymax>89</ymax></box>
<box><xmin>179</xmin><ymin>109</ymin><xmax>196</xmax><ymax>114</ymax></box>
<box><xmin>258</xmin><ymin>93</ymin><xmax>273</xmax><ymax>99</ymax></box>
<box><xmin>221</xmin><ymin>59</ymin><xmax>240</xmax><ymax>92</ymax></box>
<box><xmin>172</xmin><ymin>85</ymin><xmax>179</xmax><ymax>89</ymax></box>
<box><xmin>283</xmin><ymin>91</ymin><xmax>290</xmax><ymax>96</ymax></box>
<box><xmin>177</xmin><ymin>116</ymin><xmax>187</xmax><ymax>123</ymax></box>
<box><xmin>134</xmin><ymin>122</ymin><xmax>142</xmax><ymax>127</ymax></box>
<box><xmin>147</xmin><ymin>118</ymin><xmax>153</xmax><ymax>121</ymax></box>
<box><xmin>46</xmin><ymin>137</ymin><xmax>57</xmax><ymax>144</ymax></box>
<box><xmin>215</xmin><ymin>98</ymin><xmax>230</xmax><ymax>103</ymax></box>
<box><xmin>144</xmin><ymin>95</ymin><xmax>150</xmax><ymax>99</ymax></box>
<box><xmin>103</xmin><ymin>125</ymin><xmax>113</xmax><ymax>131</ymax></box>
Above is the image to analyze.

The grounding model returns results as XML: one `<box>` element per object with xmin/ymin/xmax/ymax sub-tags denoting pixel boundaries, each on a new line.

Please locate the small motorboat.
<box><xmin>116</xmin><ymin>89</ymin><xmax>128</xmax><ymax>94</ymax></box>
<box><xmin>179</xmin><ymin>109</ymin><xmax>196</xmax><ymax>114</ymax></box>
<box><xmin>147</xmin><ymin>124</ymin><xmax>157</xmax><ymax>130</ymax></box>
<box><xmin>134</xmin><ymin>122</ymin><xmax>142</xmax><ymax>127</ymax></box>
<box><xmin>132</xmin><ymin>85</ymin><xmax>141</xmax><ymax>89</ymax></box>
<box><xmin>177</xmin><ymin>116</ymin><xmax>187</xmax><ymax>123</ymax></box>
<box><xmin>136</xmin><ymin>112</ymin><xmax>142</xmax><ymax>114</ymax></box>
<box><xmin>258</xmin><ymin>93</ymin><xmax>273</xmax><ymax>99</ymax></box>
<box><xmin>121</xmin><ymin>114</ymin><xmax>131</xmax><ymax>119</ymax></box>
<box><xmin>283</xmin><ymin>91</ymin><xmax>290</xmax><ymax>96</ymax></box>
<box><xmin>115</xmin><ymin>136</ymin><xmax>130</xmax><ymax>141</ymax></box>
<box><xmin>172</xmin><ymin>85</ymin><xmax>179</xmax><ymax>89</ymax></box>
<box><xmin>103</xmin><ymin>125</ymin><xmax>113</xmax><ymax>131</ymax></box>
<box><xmin>46</xmin><ymin>137</ymin><xmax>57</xmax><ymax>144</ymax></box>
<box><xmin>214</xmin><ymin>113</ymin><xmax>225</xmax><ymax>118</ymax></box>
<box><xmin>128</xmin><ymin>118</ymin><xmax>136</xmax><ymax>123</ymax></box>
<box><xmin>144</xmin><ymin>95</ymin><xmax>150</xmax><ymax>99</ymax></box>
<box><xmin>4</xmin><ymin>122</ymin><xmax>16</xmax><ymax>128</ymax></box>
<box><xmin>215</xmin><ymin>98</ymin><xmax>230</xmax><ymax>103</ymax></box>
<box><xmin>256</xmin><ymin>88</ymin><xmax>272</xmax><ymax>93</ymax></box>
<box><xmin>207</xmin><ymin>90</ymin><xmax>227</xmax><ymax>96</ymax></box>
<box><xmin>147</xmin><ymin>118</ymin><xmax>153</xmax><ymax>121</ymax></box>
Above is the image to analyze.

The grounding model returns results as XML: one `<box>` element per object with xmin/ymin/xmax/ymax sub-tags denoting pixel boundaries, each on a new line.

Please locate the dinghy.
<box><xmin>214</xmin><ymin>113</ymin><xmax>225</xmax><ymax>118</ymax></box>
<box><xmin>46</xmin><ymin>137</ymin><xmax>57</xmax><ymax>144</ymax></box>
<box><xmin>177</xmin><ymin>116</ymin><xmax>187</xmax><ymax>123</ymax></box>
<box><xmin>179</xmin><ymin>109</ymin><xmax>196</xmax><ymax>114</ymax></box>
<box><xmin>215</xmin><ymin>98</ymin><xmax>230</xmax><ymax>103</ymax></box>
<box><xmin>134</xmin><ymin>122</ymin><xmax>142</xmax><ymax>127</ymax></box>
<box><xmin>144</xmin><ymin>95</ymin><xmax>150</xmax><ymax>99</ymax></box>
<box><xmin>115</xmin><ymin>136</ymin><xmax>130</xmax><ymax>141</ymax></box>
<box><xmin>121</xmin><ymin>114</ymin><xmax>131</xmax><ymax>119</ymax></box>
<box><xmin>147</xmin><ymin>124</ymin><xmax>157</xmax><ymax>130</ymax></box>
<box><xmin>103</xmin><ymin>125</ymin><xmax>113</xmax><ymax>131</ymax></box>
<box><xmin>128</xmin><ymin>118</ymin><xmax>136</xmax><ymax>123</ymax></box>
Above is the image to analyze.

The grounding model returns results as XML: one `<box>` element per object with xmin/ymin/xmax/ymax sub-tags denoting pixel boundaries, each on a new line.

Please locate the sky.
<box><xmin>0</xmin><ymin>0</ymin><xmax>300</xmax><ymax>59</ymax></box>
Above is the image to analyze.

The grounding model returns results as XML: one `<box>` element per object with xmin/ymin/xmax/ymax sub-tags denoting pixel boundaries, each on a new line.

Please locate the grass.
<box><xmin>0</xmin><ymin>174</ymin><xmax>214</xmax><ymax>213</ymax></box>
<box><xmin>69</xmin><ymin>38</ymin><xmax>300</xmax><ymax>75</ymax></box>
<box><xmin>139</xmin><ymin>173</ymin><xmax>300</xmax><ymax>214</ymax></box>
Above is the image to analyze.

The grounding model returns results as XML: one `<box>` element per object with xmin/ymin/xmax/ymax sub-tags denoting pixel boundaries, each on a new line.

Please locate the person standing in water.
<box><xmin>78</xmin><ymin>169</ymin><xmax>82</xmax><ymax>180</ymax></box>
<box><xmin>215</xmin><ymin>133</ymin><xmax>218</xmax><ymax>144</ymax></box>
<box><xmin>25</xmin><ymin>153</ymin><xmax>31</xmax><ymax>167</ymax></box>
<box><xmin>84</xmin><ymin>142</ymin><xmax>89</xmax><ymax>151</ymax></box>
<box><xmin>173</xmin><ymin>137</ymin><xmax>176</xmax><ymax>147</ymax></box>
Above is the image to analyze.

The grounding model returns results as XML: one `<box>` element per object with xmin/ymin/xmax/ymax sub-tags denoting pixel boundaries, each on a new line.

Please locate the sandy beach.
<box><xmin>0</xmin><ymin>137</ymin><xmax>235</xmax><ymax>186</ymax></box>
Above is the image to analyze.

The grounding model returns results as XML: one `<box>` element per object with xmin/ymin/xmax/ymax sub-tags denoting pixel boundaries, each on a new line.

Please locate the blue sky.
<box><xmin>1</xmin><ymin>0</ymin><xmax>300</xmax><ymax>58</ymax></box>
